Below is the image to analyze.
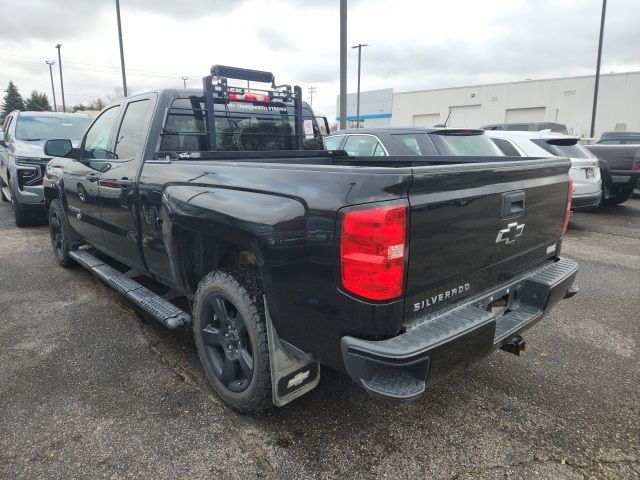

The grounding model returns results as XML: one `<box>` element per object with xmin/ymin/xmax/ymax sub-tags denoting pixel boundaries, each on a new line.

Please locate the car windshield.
<box><xmin>532</xmin><ymin>139</ymin><xmax>595</xmax><ymax>159</ymax></box>
<box><xmin>431</xmin><ymin>132</ymin><xmax>504</xmax><ymax>156</ymax></box>
<box><xmin>392</xmin><ymin>133</ymin><xmax>437</xmax><ymax>155</ymax></box>
<box><xmin>597</xmin><ymin>138</ymin><xmax>640</xmax><ymax>145</ymax></box>
<box><xmin>15</xmin><ymin>115</ymin><xmax>92</xmax><ymax>141</ymax></box>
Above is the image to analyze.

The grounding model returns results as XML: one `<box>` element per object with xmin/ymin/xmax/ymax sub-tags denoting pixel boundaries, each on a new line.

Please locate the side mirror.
<box><xmin>45</xmin><ymin>139</ymin><xmax>73</xmax><ymax>157</ymax></box>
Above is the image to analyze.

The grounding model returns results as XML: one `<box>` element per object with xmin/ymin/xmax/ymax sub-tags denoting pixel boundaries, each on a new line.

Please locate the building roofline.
<box><xmin>394</xmin><ymin>71</ymin><xmax>640</xmax><ymax>96</ymax></box>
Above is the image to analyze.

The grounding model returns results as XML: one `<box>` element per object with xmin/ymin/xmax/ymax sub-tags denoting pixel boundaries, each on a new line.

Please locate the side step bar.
<box><xmin>69</xmin><ymin>249</ymin><xmax>191</xmax><ymax>329</ymax></box>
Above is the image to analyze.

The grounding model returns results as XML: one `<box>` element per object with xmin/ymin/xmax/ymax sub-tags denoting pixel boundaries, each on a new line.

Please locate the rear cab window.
<box><xmin>160</xmin><ymin>97</ymin><xmax>323</xmax><ymax>152</ymax></box>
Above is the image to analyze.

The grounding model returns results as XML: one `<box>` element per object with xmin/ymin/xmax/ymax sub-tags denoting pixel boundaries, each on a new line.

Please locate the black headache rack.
<box><xmin>156</xmin><ymin>65</ymin><xmax>305</xmax><ymax>158</ymax></box>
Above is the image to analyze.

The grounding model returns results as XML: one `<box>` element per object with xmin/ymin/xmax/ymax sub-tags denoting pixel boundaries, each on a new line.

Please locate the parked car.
<box><xmin>596</xmin><ymin>132</ymin><xmax>640</xmax><ymax>145</ymax></box>
<box><xmin>482</xmin><ymin>122</ymin><xmax>568</xmax><ymax>135</ymax></box>
<box><xmin>485</xmin><ymin>130</ymin><xmax>602</xmax><ymax>211</ymax></box>
<box><xmin>584</xmin><ymin>144</ymin><xmax>640</xmax><ymax>205</ymax></box>
<box><xmin>324</xmin><ymin>127</ymin><xmax>505</xmax><ymax>157</ymax></box>
<box><xmin>42</xmin><ymin>65</ymin><xmax>578</xmax><ymax>412</ymax></box>
<box><xmin>0</xmin><ymin>111</ymin><xmax>92</xmax><ymax>226</ymax></box>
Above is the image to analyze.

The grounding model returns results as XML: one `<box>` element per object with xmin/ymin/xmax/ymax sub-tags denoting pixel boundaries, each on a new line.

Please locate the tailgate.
<box><xmin>405</xmin><ymin>157</ymin><xmax>570</xmax><ymax>321</ymax></box>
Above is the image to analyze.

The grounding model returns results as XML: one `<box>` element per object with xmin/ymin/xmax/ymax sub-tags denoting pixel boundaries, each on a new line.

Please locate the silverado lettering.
<box><xmin>413</xmin><ymin>283</ymin><xmax>471</xmax><ymax>312</ymax></box>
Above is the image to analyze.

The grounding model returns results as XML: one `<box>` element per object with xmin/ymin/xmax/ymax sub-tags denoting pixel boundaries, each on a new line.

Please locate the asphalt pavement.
<box><xmin>0</xmin><ymin>199</ymin><xmax>638</xmax><ymax>479</ymax></box>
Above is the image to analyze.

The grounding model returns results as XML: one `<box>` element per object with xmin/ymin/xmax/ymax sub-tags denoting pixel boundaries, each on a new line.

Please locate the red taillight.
<box><xmin>228</xmin><ymin>92</ymin><xmax>270</xmax><ymax>103</ymax></box>
<box><xmin>561</xmin><ymin>180</ymin><xmax>573</xmax><ymax>237</ymax></box>
<box><xmin>340</xmin><ymin>204</ymin><xmax>407</xmax><ymax>301</ymax></box>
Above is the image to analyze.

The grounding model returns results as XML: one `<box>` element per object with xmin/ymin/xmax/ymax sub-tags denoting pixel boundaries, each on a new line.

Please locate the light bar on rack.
<box><xmin>211</xmin><ymin>65</ymin><xmax>275</xmax><ymax>86</ymax></box>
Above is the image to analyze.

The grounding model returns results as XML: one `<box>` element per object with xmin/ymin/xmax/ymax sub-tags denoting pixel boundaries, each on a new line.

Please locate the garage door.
<box><xmin>505</xmin><ymin>107</ymin><xmax>545</xmax><ymax>123</ymax></box>
<box><xmin>413</xmin><ymin>113</ymin><xmax>440</xmax><ymax>127</ymax></box>
<box><xmin>447</xmin><ymin>105</ymin><xmax>481</xmax><ymax>128</ymax></box>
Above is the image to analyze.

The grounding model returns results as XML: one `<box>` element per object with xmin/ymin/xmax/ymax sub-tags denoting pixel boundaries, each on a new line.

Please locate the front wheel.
<box><xmin>193</xmin><ymin>269</ymin><xmax>272</xmax><ymax>413</ymax></box>
<box><xmin>48</xmin><ymin>198</ymin><xmax>76</xmax><ymax>267</ymax></box>
<box><xmin>0</xmin><ymin>178</ymin><xmax>8</xmax><ymax>202</ymax></box>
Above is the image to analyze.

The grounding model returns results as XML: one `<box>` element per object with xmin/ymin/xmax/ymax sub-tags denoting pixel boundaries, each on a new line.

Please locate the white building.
<box><xmin>337</xmin><ymin>72</ymin><xmax>640</xmax><ymax>138</ymax></box>
<box><xmin>336</xmin><ymin>88</ymin><xmax>393</xmax><ymax>128</ymax></box>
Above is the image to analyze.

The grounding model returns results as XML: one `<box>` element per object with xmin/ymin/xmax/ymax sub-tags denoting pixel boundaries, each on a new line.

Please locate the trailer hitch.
<box><xmin>500</xmin><ymin>336</ymin><xmax>526</xmax><ymax>356</ymax></box>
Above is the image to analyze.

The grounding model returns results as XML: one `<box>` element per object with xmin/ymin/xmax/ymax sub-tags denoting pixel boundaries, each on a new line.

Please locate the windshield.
<box><xmin>532</xmin><ymin>139</ymin><xmax>595</xmax><ymax>159</ymax></box>
<box><xmin>15</xmin><ymin>115</ymin><xmax>92</xmax><ymax>141</ymax></box>
<box><xmin>431</xmin><ymin>132</ymin><xmax>504</xmax><ymax>156</ymax></box>
<box><xmin>160</xmin><ymin>98</ymin><xmax>323</xmax><ymax>152</ymax></box>
<box><xmin>392</xmin><ymin>133</ymin><xmax>438</xmax><ymax>155</ymax></box>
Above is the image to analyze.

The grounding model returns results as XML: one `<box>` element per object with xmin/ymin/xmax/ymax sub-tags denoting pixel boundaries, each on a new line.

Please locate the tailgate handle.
<box><xmin>501</xmin><ymin>190</ymin><xmax>525</xmax><ymax>218</ymax></box>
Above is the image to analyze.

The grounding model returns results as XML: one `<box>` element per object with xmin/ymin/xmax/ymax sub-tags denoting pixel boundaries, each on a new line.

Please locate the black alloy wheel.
<box><xmin>202</xmin><ymin>293</ymin><xmax>254</xmax><ymax>392</ymax></box>
<box><xmin>193</xmin><ymin>269</ymin><xmax>272</xmax><ymax>412</ymax></box>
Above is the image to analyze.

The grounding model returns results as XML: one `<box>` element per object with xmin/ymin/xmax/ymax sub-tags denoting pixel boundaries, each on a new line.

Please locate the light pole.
<box><xmin>115</xmin><ymin>0</ymin><xmax>128</xmax><ymax>97</ymax></box>
<box><xmin>339</xmin><ymin>0</ymin><xmax>347</xmax><ymax>130</ymax></box>
<box><xmin>351</xmin><ymin>43</ymin><xmax>368</xmax><ymax>128</ymax></box>
<box><xmin>590</xmin><ymin>0</ymin><xmax>607</xmax><ymax>139</ymax></box>
<box><xmin>308</xmin><ymin>86</ymin><xmax>317</xmax><ymax>106</ymax></box>
<box><xmin>182</xmin><ymin>76</ymin><xmax>188</xmax><ymax>88</ymax></box>
<box><xmin>55</xmin><ymin>44</ymin><xmax>66</xmax><ymax>112</ymax></box>
<box><xmin>46</xmin><ymin>60</ymin><xmax>57</xmax><ymax>112</ymax></box>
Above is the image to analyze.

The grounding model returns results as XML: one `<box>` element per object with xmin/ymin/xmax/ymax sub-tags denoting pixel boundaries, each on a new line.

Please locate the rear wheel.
<box><xmin>48</xmin><ymin>198</ymin><xmax>76</xmax><ymax>267</ymax></box>
<box><xmin>602</xmin><ymin>188</ymin><xmax>634</xmax><ymax>206</ymax></box>
<box><xmin>193</xmin><ymin>269</ymin><xmax>272</xmax><ymax>413</ymax></box>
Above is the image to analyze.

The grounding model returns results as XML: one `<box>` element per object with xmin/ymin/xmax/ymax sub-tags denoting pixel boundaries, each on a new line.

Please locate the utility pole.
<box><xmin>351</xmin><ymin>43</ymin><xmax>368</xmax><ymax>128</ymax></box>
<box><xmin>339</xmin><ymin>0</ymin><xmax>347</xmax><ymax>130</ymax></box>
<box><xmin>308</xmin><ymin>86</ymin><xmax>317</xmax><ymax>106</ymax></box>
<box><xmin>46</xmin><ymin>61</ymin><xmax>57</xmax><ymax>112</ymax></box>
<box><xmin>181</xmin><ymin>77</ymin><xmax>188</xmax><ymax>88</ymax></box>
<box><xmin>55</xmin><ymin>44</ymin><xmax>66</xmax><ymax>112</ymax></box>
<box><xmin>115</xmin><ymin>0</ymin><xmax>128</xmax><ymax>97</ymax></box>
<box><xmin>590</xmin><ymin>0</ymin><xmax>607</xmax><ymax>139</ymax></box>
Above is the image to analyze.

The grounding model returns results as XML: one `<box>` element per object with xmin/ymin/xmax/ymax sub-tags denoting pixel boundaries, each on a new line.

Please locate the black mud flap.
<box><xmin>264</xmin><ymin>298</ymin><xmax>320</xmax><ymax>407</ymax></box>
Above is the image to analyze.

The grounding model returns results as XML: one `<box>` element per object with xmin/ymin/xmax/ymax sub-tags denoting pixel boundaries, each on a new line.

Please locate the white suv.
<box><xmin>485</xmin><ymin>130</ymin><xmax>602</xmax><ymax>211</ymax></box>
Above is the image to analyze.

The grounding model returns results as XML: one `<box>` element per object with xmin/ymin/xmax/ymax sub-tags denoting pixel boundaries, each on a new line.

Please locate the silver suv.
<box><xmin>0</xmin><ymin>111</ymin><xmax>92</xmax><ymax>226</ymax></box>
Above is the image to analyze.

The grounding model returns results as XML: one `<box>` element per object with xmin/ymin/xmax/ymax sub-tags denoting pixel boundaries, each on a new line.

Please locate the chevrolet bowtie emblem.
<box><xmin>496</xmin><ymin>222</ymin><xmax>525</xmax><ymax>244</ymax></box>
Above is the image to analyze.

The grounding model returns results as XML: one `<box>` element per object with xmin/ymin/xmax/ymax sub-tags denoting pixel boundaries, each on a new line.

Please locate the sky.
<box><xmin>1</xmin><ymin>0</ymin><xmax>639</xmax><ymax>119</ymax></box>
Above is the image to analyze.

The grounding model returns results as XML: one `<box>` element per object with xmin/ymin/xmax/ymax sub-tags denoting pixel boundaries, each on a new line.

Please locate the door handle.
<box><xmin>501</xmin><ymin>190</ymin><xmax>525</xmax><ymax>218</ymax></box>
<box><xmin>86</xmin><ymin>173</ymin><xmax>99</xmax><ymax>182</ymax></box>
<box><xmin>115</xmin><ymin>178</ymin><xmax>133</xmax><ymax>187</ymax></box>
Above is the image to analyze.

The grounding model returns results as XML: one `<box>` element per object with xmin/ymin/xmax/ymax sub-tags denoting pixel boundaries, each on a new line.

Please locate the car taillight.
<box><xmin>340</xmin><ymin>204</ymin><xmax>407</xmax><ymax>301</ymax></box>
<box><xmin>561</xmin><ymin>180</ymin><xmax>573</xmax><ymax>237</ymax></box>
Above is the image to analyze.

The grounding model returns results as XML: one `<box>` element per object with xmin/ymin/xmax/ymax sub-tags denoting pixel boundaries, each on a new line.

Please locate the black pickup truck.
<box><xmin>584</xmin><ymin>143</ymin><xmax>640</xmax><ymax>205</ymax></box>
<box><xmin>42</xmin><ymin>66</ymin><xmax>578</xmax><ymax>412</ymax></box>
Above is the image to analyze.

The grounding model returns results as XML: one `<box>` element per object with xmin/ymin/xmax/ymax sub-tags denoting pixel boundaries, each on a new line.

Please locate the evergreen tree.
<box><xmin>24</xmin><ymin>91</ymin><xmax>52</xmax><ymax>111</ymax></box>
<box><xmin>73</xmin><ymin>104</ymin><xmax>87</xmax><ymax>112</ymax></box>
<box><xmin>2</xmin><ymin>81</ymin><xmax>25</xmax><ymax>114</ymax></box>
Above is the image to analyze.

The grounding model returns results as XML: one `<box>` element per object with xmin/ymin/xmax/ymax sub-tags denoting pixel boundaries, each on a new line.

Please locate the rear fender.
<box><xmin>162</xmin><ymin>185</ymin><xmax>307</xmax><ymax>311</ymax></box>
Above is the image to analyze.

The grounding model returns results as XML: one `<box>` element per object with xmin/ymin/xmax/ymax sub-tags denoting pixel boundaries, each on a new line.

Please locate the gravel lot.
<box><xmin>1</xmin><ymin>199</ymin><xmax>638</xmax><ymax>479</ymax></box>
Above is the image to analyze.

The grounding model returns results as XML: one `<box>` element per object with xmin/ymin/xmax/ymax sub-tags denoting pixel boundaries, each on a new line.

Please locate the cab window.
<box><xmin>343</xmin><ymin>135</ymin><xmax>386</xmax><ymax>157</ymax></box>
<box><xmin>324</xmin><ymin>135</ymin><xmax>343</xmax><ymax>150</ymax></box>
<box><xmin>82</xmin><ymin>106</ymin><xmax>120</xmax><ymax>160</ymax></box>
<box><xmin>491</xmin><ymin>137</ymin><xmax>523</xmax><ymax>156</ymax></box>
<box><xmin>114</xmin><ymin>100</ymin><xmax>151</xmax><ymax>160</ymax></box>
